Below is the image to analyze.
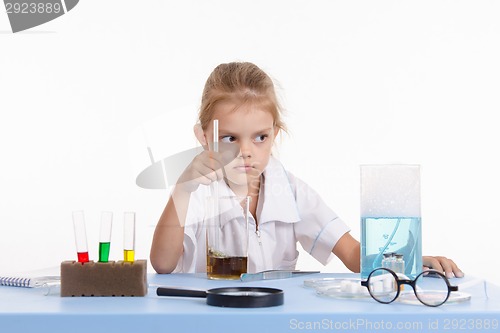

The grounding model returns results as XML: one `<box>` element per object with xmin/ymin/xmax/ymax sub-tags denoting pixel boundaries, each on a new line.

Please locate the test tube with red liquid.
<box><xmin>72</xmin><ymin>210</ymin><xmax>89</xmax><ymax>263</ymax></box>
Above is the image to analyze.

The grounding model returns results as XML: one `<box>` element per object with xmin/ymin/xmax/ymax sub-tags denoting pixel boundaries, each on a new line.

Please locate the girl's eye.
<box><xmin>254</xmin><ymin>134</ymin><xmax>268</xmax><ymax>143</ymax></box>
<box><xmin>221</xmin><ymin>136</ymin><xmax>236</xmax><ymax>143</ymax></box>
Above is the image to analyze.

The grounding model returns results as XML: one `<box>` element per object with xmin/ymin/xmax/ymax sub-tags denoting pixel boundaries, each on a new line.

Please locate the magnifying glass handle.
<box><xmin>157</xmin><ymin>287</ymin><xmax>207</xmax><ymax>298</ymax></box>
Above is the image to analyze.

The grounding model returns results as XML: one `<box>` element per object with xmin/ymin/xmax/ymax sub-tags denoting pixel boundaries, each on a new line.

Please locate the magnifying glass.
<box><xmin>156</xmin><ymin>286</ymin><xmax>284</xmax><ymax>308</ymax></box>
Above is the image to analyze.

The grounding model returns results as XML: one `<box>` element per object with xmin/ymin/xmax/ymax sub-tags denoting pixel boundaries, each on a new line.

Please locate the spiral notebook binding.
<box><xmin>0</xmin><ymin>277</ymin><xmax>32</xmax><ymax>287</ymax></box>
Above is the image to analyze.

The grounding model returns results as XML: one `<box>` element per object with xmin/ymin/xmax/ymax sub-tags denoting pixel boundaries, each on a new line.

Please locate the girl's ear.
<box><xmin>273</xmin><ymin>126</ymin><xmax>280</xmax><ymax>138</ymax></box>
<box><xmin>193</xmin><ymin>123</ymin><xmax>208</xmax><ymax>148</ymax></box>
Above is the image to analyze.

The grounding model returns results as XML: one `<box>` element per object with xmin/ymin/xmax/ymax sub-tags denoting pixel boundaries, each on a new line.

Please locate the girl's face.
<box><xmin>202</xmin><ymin>101</ymin><xmax>278</xmax><ymax>190</ymax></box>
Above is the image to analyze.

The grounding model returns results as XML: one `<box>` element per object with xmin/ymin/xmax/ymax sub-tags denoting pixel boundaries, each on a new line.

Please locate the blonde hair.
<box><xmin>199</xmin><ymin>62</ymin><xmax>286</xmax><ymax>133</ymax></box>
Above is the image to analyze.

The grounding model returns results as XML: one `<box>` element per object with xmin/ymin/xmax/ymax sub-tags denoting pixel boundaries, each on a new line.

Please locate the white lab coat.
<box><xmin>174</xmin><ymin>157</ymin><xmax>351</xmax><ymax>273</ymax></box>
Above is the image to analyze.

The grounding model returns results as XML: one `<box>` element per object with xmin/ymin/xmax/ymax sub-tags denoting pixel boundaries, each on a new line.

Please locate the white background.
<box><xmin>1</xmin><ymin>0</ymin><xmax>499</xmax><ymax>283</ymax></box>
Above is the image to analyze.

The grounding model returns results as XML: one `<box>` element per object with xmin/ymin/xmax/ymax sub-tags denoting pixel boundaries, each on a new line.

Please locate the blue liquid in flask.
<box><xmin>361</xmin><ymin>217</ymin><xmax>422</xmax><ymax>279</ymax></box>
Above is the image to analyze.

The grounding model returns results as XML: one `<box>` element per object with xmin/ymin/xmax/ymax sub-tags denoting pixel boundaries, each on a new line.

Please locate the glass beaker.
<box><xmin>360</xmin><ymin>164</ymin><xmax>422</xmax><ymax>279</ymax></box>
<box><xmin>205</xmin><ymin>195</ymin><xmax>250</xmax><ymax>280</ymax></box>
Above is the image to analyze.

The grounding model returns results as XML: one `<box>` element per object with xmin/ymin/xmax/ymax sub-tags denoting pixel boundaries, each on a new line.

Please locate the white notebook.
<box><xmin>0</xmin><ymin>276</ymin><xmax>60</xmax><ymax>288</ymax></box>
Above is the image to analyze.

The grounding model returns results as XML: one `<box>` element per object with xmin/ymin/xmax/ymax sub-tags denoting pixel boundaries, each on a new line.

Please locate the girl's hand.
<box><xmin>176</xmin><ymin>150</ymin><xmax>224</xmax><ymax>193</ymax></box>
<box><xmin>423</xmin><ymin>256</ymin><xmax>464</xmax><ymax>278</ymax></box>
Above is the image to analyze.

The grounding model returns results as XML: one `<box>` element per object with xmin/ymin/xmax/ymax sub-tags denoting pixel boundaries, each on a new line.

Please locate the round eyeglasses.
<box><xmin>361</xmin><ymin>268</ymin><xmax>459</xmax><ymax>307</ymax></box>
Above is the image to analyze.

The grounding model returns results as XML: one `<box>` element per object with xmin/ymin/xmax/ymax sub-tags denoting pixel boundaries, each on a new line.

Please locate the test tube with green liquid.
<box><xmin>123</xmin><ymin>212</ymin><xmax>135</xmax><ymax>262</ymax></box>
<box><xmin>99</xmin><ymin>211</ymin><xmax>113</xmax><ymax>262</ymax></box>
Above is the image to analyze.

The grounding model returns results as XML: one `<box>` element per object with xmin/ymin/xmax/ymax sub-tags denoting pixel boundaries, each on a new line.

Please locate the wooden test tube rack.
<box><xmin>60</xmin><ymin>260</ymin><xmax>148</xmax><ymax>297</ymax></box>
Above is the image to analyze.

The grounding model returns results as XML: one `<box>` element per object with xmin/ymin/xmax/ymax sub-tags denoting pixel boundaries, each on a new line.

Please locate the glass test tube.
<box><xmin>211</xmin><ymin>119</ymin><xmax>220</xmax><ymax>245</ymax></box>
<box><xmin>123</xmin><ymin>212</ymin><xmax>135</xmax><ymax>262</ymax></box>
<box><xmin>99</xmin><ymin>211</ymin><xmax>113</xmax><ymax>262</ymax></box>
<box><xmin>213</xmin><ymin>119</ymin><xmax>219</xmax><ymax>152</ymax></box>
<box><xmin>72</xmin><ymin>211</ymin><xmax>89</xmax><ymax>263</ymax></box>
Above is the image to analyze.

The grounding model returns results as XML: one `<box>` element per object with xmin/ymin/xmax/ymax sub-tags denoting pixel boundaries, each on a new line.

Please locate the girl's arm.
<box><xmin>150</xmin><ymin>188</ymin><xmax>190</xmax><ymax>274</ymax></box>
<box><xmin>150</xmin><ymin>150</ymin><xmax>224</xmax><ymax>274</ymax></box>
<box><xmin>332</xmin><ymin>232</ymin><xmax>361</xmax><ymax>273</ymax></box>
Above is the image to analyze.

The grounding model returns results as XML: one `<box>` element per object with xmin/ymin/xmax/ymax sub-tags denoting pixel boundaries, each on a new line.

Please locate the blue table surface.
<box><xmin>1</xmin><ymin>273</ymin><xmax>499</xmax><ymax>333</ymax></box>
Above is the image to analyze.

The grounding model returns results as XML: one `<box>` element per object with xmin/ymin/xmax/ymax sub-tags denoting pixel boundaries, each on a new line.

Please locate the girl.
<box><xmin>150</xmin><ymin>62</ymin><xmax>463</xmax><ymax>278</ymax></box>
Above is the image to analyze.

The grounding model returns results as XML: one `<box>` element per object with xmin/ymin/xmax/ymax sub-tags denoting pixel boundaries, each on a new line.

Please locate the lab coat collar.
<box><xmin>211</xmin><ymin>157</ymin><xmax>301</xmax><ymax>228</ymax></box>
<box><xmin>258</xmin><ymin>157</ymin><xmax>301</xmax><ymax>224</ymax></box>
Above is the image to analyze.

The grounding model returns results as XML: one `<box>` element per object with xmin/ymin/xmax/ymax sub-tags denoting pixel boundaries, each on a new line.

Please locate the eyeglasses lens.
<box><xmin>368</xmin><ymin>269</ymin><xmax>398</xmax><ymax>303</ymax></box>
<box><xmin>414</xmin><ymin>272</ymin><xmax>450</xmax><ymax>306</ymax></box>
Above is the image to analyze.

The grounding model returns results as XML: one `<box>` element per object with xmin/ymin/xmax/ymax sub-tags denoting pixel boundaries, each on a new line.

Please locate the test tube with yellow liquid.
<box><xmin>123</xmin><ymin>212</ymin><xmax>135</xmax><ymax>262</ymax></box>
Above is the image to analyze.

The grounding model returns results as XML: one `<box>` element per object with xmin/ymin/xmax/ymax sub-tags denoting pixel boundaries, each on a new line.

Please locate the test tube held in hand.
<box><xmin>213</xmin><ymin>119</ymin><xmax>219</xmax><ymax>153</ymax></box>
<box><xmin>211</xmin><ymin>119</ymin><xmax>219</xmax><ymax>198</ymax></box>
<box><xmin>72</xmin><ymin>211</ymin><xmax>89</xmax><ymax>263</ymax></box>
<box><xmin>99</xmin><ymin>211</ymin><xmax>113</xmax><ymax>262</ymax></box>
<box><xmin>123</xmin><ymin>212</ymin><xmax>136</xmax><ymax>262</ymax></box>
<box><xmin>211</xmin><ymin>120</ymin><xmax>220</xmax><ymax>248</ymax></box>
